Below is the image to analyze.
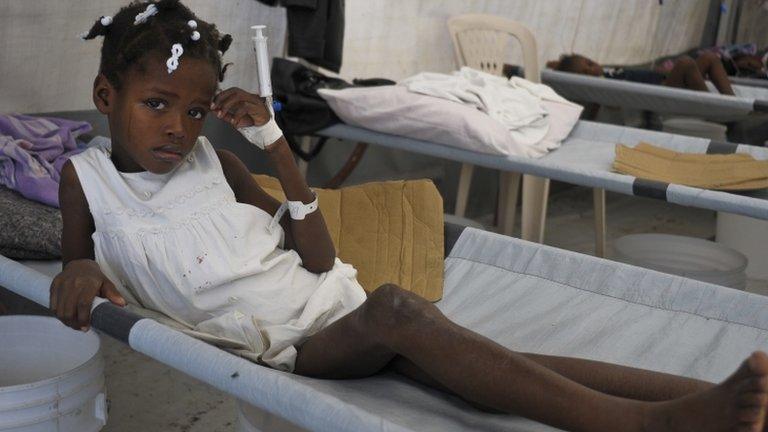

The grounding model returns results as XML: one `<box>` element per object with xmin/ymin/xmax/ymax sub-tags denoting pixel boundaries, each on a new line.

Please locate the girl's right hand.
<box><xmin>50</xmin><ymin>259</ymin><xmax>126</xmax><ymax>331</ymax></box>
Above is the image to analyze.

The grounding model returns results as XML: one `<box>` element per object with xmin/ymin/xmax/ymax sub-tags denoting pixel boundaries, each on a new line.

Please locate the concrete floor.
<box><xmin>5</xmin><ymin>185</ymin><xmax>767</xmax><ymax>431</ymax></box>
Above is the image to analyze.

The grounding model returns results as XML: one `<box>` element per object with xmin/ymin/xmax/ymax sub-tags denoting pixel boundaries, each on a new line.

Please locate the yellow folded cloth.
<box><xmin>253</xmin><ymin>175</ymin><xmax>445</xmax><ymax>301</ymax></box>
<box><xmin>614</xmin><ymin>142</ymin><xmax>768</xmax><ymax>191</ymax></box>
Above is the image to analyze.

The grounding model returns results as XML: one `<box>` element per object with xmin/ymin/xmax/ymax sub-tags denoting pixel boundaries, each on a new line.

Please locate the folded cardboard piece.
<box><xmin>253</xmin><ymin>175</ymin><xmax>445</xmax><ymax>301</ymax></box>
<box><xmin>614</xmin><ymin>142</ymin><xmax>768</xmax><ymax>191</ymax></box>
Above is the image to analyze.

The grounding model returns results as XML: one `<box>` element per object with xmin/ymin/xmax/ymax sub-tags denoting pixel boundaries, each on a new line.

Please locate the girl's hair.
<box><xmin>81</xmin><ymin>0</ymin><xmax>233</xmax><ymax>88</ymax></box>
<box><xmin>554</xmin><ymin>54</ymin><xmax>585</xmax><ymax>73</ymax></box>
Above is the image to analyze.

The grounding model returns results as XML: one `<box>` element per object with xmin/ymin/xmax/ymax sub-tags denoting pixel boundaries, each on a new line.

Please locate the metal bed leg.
<box><xmin>521</xmin><ymin>175</ymin><xmax>549</xmax><ymax>243</ymax></box>
<box><xmin>498</xmin><ymin>171</ymin><xmax>521</xmax><ymax>236</ymax></box>
<box><xmin>454</xmin><ymin>163</ymin><xmax>474</xmax><ymax>218</ymax></box>
<box><xmin>593</xmin><ymin>188</ymin><xmax>606</xmax><ymax>258</ymax></box>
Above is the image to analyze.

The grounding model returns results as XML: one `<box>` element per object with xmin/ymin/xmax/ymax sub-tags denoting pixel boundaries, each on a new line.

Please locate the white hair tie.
<box><xmin>134</xmin><ymin>4</ymin><xmax>158</xmax><ymax>25</ymax></box>
<box><xmin>187</xmin><ymin>20</ymin><xmax>200</xmax><ymax>42</ymax></box>
<box><xmin>78</xmin><ymin>15</ymin><xmax>112</xmax><ymax>40</ymax></box>
<box><xmin>167</xmin><ymin>43</ymin><xmax>184</xmax><ymax>74</ymax></box>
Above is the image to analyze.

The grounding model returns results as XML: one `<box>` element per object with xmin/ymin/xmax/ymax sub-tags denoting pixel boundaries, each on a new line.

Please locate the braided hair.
<box><xmin>81</xmin><ymin>0</ymin><xmax>233</xmax><ymax>89</ymax></box>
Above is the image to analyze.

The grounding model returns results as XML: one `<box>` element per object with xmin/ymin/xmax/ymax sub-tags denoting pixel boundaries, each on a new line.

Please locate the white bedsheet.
<box><xmin>402</xmin><ymin>68</ymin><xmax>583</xmax><ymax>156</ymax></box>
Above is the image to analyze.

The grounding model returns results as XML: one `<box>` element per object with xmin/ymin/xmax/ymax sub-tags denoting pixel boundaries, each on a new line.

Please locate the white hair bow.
<box><xmin>167</xmin><ymin>43</ymin><xmax>184</xmax><ymax>74</ymax></box>
<box><xmin>77</xmin><ymin>15</ymin><xmax>112</xmax><ymax>39</ymax></box>
<box><xmin>134</xmin><ymin>4</ymin><xmax>158</xmax><ymax>25</ymax></box>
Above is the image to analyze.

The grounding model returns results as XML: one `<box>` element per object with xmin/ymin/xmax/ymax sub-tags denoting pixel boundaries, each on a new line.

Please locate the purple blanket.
<box><xmin>0</xmin><ymin>114</ymin><xmax>91</xmax><ymax>207</ymax></box>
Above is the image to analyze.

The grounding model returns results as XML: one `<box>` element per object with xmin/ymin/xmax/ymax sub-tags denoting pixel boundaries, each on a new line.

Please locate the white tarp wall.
<box><xmin>342</xmin><ymin>0</ymin><xmax>712</xmax><ymax>80</ymax></box>
<box><xmin>735</xmin><ymin>0</ymin><xmax>768</xmax><ymax>48</ymax></box>
<box><xmin>0</xmin><ymin>1</ymin><xmax>286</xmax><ymax>114</ymax></box>
<box><xmin>1</xmin><ymin>0</ymin><xmax>713</xmax><ymax>114</ymax></box>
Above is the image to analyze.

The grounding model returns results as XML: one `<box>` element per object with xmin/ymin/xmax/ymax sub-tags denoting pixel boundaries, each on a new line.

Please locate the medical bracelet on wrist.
<box><xmin>273</xmin><ymin>191</ymin><xmax>319</xmax><ymax>222</ymax></box>
<box><xmin>287</xmin><ymin>191</ymin><xmax>319</xmax><ymax>220</ymax></box>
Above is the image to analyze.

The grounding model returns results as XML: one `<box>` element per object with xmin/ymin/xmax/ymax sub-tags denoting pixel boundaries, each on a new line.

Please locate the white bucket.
<box><xmin>236</xmin><ymin>401</ymin><xmax>306</xmax><ymax>432</ymax></box>
<box><xmin>613</xmin><ymin>234</ymin><xmax>747</xmax><ymax>290</ymax></box>
<box><xmin>716</xmin><ymin>212</ymin><xmax>768</xmax><ymax>280</ymax></box>
<box><xmin>0</xmin><ymin>316</ymin><xmax>107</xmax><ymax>432</ymax></box>
<box><xmin>661</xmin><ymin>117</ymin><xmax>728</xmax><ymax>141</ymax></box>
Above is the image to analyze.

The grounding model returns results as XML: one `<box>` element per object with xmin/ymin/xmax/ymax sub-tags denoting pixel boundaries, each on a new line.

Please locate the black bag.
<box><xmin>271</xmin><ymin>57</ymin><xmax>351</xmax><ymax>137</ymax></box>
<box><xmin>271</xmin><ymin>58</ymin><xmax>395</xmax><ymax>161</ymax></box>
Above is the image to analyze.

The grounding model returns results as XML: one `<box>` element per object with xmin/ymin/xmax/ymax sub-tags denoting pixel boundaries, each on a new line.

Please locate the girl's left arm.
<box><xmin>213</xmin><ymin>88</ymin><xmax>336</xmax><ymax>274</ymax></box>
<box><xmin>264</xmin><ymin>138</ymin><xmax>336</xmax><ymax>273</ymax></box>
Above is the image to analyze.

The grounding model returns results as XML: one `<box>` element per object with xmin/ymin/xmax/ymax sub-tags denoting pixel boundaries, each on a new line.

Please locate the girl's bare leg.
<box><xmin>295</xmin><ymin>284</ymin><xmax>768</xmax><ymax>432</ymax></box>
<box><xmin>521</xmin><ymin>353</ymin><xmax>712</xmax><ymax>401</ymax></box>
<box><xmin>389</xmin><ymin>353</ymin><xmax>711</xmax><ymax>403</ymax></box>
<box><xmin>697</xmin><ymin>51</ymin><xmax>736</xmax><ymax>95</ymax></box>
<box><xmin>664</xmin><ymin>56</ymin><xmax>710</xmax><ymax>92</ymax></box>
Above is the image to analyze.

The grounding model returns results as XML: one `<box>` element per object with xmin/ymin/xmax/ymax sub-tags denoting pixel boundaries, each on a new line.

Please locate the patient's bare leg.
<box><xmin>664</xmin><ymin>56</ymin><xmax>710</xmax><ymax>92</ymax></box>
<box><xmin>521</xmin><ymin>353</ymin><xmax>712</xmax><ymax>400</ymax></box>
<box><xmin>389</xmin><ymin>352</ymin><xmax>711</xmax><ymax>403</ymax></box>
<box><xmin>295</xmin><ymin>284</ymin><xmax>768</xmax><ymax>432</ymax></box>
<box><xmin>696</xmin><ymin>51</ymin><xmax>736</xmax><ymax>95</ymax></box>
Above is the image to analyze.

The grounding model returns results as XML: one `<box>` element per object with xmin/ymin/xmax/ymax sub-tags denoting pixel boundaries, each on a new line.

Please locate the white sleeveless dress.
<box><xmin>69</xmin><ymin>137</ymin><xmax>367</xmax><ymax>372</ymax></box>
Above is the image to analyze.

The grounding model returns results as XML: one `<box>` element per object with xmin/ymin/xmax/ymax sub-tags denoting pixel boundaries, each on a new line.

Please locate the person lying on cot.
<box><xmin>50</xmin><ymin>1</ymin><xmax>768</xmax><ymax>431</ymax></box>
<box><xmin>548</xmin><ymin>51</ymin><xmax>736</xmax><ymax>95</ymax></box>
<box><xmin>729</xmin><ymin>54</ymin><xmax>767</xmax><ymax>79</ymax></box>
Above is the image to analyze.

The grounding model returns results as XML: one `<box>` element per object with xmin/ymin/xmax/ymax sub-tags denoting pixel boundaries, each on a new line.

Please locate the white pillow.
<box><xmin>318</xmin><ymin>86</ymin><xmax>543</xmax><ymax>157</ymax></box>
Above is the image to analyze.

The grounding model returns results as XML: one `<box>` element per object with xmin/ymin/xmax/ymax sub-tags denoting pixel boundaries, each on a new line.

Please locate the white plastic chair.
<box><xmin>447</xmin><ymin>14</ymin><xmax>606</xmax><ymax>254</ymax></box>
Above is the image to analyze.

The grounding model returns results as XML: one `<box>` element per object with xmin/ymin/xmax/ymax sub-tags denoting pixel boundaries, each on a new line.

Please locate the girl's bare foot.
<box><xmin>644</xmin><ymin>351</ymin><xmax>768</xmax><ymax>432</ymax></box>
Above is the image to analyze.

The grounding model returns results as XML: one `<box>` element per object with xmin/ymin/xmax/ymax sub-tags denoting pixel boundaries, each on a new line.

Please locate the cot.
<box><xmin>2</xmin><ymin>223</ymin><xmax>766</xmax><ymax>431</ymax></box>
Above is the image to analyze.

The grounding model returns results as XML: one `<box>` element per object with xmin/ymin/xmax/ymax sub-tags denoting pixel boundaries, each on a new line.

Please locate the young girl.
<box><xmin>549</xmin><ymin>52</ymin><xmax>736</xmax><ymax>95</ymax></box>
<box><xmin>51</xmin><ymin>2</ymin><xmax>768</xmax><ymax>431</ymax></box>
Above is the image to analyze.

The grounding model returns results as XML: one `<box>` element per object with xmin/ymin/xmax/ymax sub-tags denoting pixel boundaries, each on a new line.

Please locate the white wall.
<box><xmin>0</xmin><ymin>0</ymin><xmax>709</xmax><ymax>113</ymax></box>
<box><xmin>0</xmin><ymin>0</ymin><xmax>285</xmax><ymax>113</ymax></box>
<box><xmin>735</xmin><ymin>0</ymin><xmax>768</xmax><ymax>48</ymax></box>
<box><xmin>339</xmin><ymin>0</ymin><xmax>710</xmax><ymax>80</ymax></box>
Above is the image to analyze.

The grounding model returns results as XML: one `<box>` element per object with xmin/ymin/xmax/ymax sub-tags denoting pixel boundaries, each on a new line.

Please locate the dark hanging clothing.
<box><xmin>256</xmin><ymin>0</ymin><xmax>346</xmax><ymax>72</ymax></box>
